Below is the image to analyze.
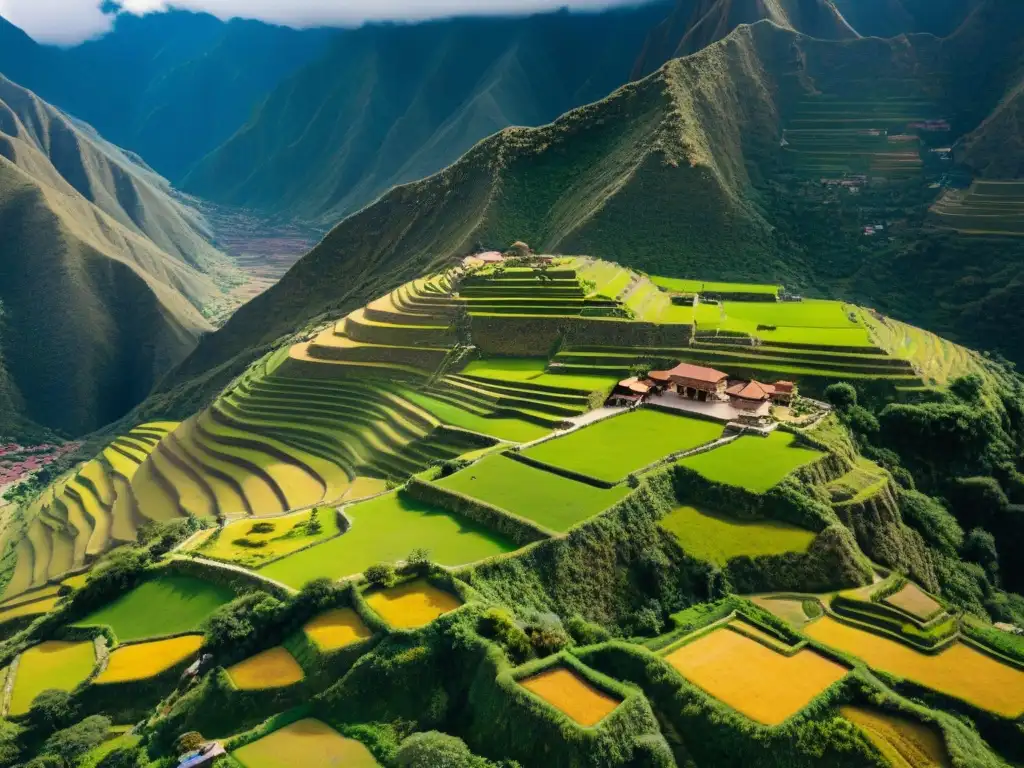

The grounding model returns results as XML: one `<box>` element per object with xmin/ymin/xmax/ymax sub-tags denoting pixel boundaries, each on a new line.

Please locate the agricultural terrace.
<box><xmin>231</xmin><ymin>718</ymin><xmax>379</xmax><ymax>768</ymax></box>
<box><xmin>303</xmin><ymin>608</ymin><xmax>373</xmax><ymax>651</ymax></box>
<box><xmin>840</xmin><ymin>706</ymin><xmax>951</xmax><ymax>768</ymax></box>
<box><xmin>930</xmin><ymin>180</ymin><xmax>1024</xmax><ymax>236</ymax></box>
<box><xmin>862</xmin><ymin>312</ymin><xmax>978</xmax><ymax>387</ymax></box>
<box><xmin>436</xmin><ymin>454</ymin><xmax>630</xmax><ymax>532</ymax></box>
<box><xmin>805</xmin><ymin>617</ymin><xmax>1024</xmax><ymax>717</ymax></box>
<box><xmin>0</xmin><ymin>595</ymin><xmax>60</xmax><ymax>626</ymax></box>
<box><xmin>75</xmin><ymin>575</ymin><xmax>235</xmax><ymax>641</ymax></box>
<box><xmin>364</xmin><ymin>579</ymin><xmax>462</xmax><ymax>629</ymax></box>
<box><xmin>651</xmin><ymin>277</ymin><xmax>780</xmax><ymax>297</ymax></box>
<box><xmin>522</xmin><ymin>410</ymin><xmax>723</xmax><ymax>484</ymax></box>
<box><xmin>884</xmin><ymin>583</ymin><xmax>943</xmax><ymax>622</ymax></box>
<box><xmin>460</xmin><ymin>358</ymin><xmax>549</xmax><ymax>381</ymax></box>
<box><xmin>676</xmin><ymin>432</ymin><xmax>823</xmax><ymax>493</ymax></box>
<box><xmin>192</xmin><ymin>508</ymin><xmax>340</xmax><ymax>567</ymax></box>
<box><xmin>701</xmin><ymin>300</ymin><xmax>875</xmax><ymax>348</ymax></box>
<box><xmin>96</xmin><ymin>635</ymin><xmax>203</xmax><ymax>683</ymax></box>
<box><xmin>402</xmin><ymin>391</ymin><xmax>549</xmax><ymax>443</ymax></box>
<box><xmin>660</xmin><ymin>506</ymin><xmax>816</xmax><ymax>567</ymax></box>
<box><xmin>750</xmin><ymin>597</ymin><xmax>821</xmax><ymax>629</ymax></box>
<box><xmin>227</xmin><ymin>647</ymin><xmax>304</xmax><ymax>689</ymax></box>
<box><xmin>261</xmin><ymin>492</ymin><xmax>515</xmax><ymax>588</ymax></box>
<box><xmin>519</xmin><ymin>666</ymin><xmax>622</xmax><ymax>727</ymax></box>
<box><xmin>664</xmin><ymin>627</ymin><xmax>847</xmax><ymax>726</ymax></box>
<box><xmin>9</xmin><ymin>641</ymin><xmax>95</xmax><ymax>716</ymax></box>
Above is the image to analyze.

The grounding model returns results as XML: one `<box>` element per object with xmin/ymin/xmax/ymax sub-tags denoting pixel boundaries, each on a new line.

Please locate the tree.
<box><xmin>27</xmin><ymin>689</ymin><xmax>77</xmax><ymax>733</ymax></box>
<box><xmin>947</xmin><ymin>476</ymin><xmax>1009</xmax><ymax>529</ymax></box>
<box><xmin>202</xmin><ymin>593</ymin><xmax>285</xmax><ymax>658</ymax></box>
<box><xmin>96</xmin><ymin>746</ymin><xmax>141</xmax><ymax>768</ymax></box>
<box><xmin>950</xmin><ymin>373</ymin><xmax>984</xmax><ymax>403</ymax></box>
<box><xmin>405</xmin><ymin>548</ymin><xmax>431</xmax><ymax>575</ymax></box>
<box><xmin>41</xmin><ymin>715</ymin><xmax>110</xmax><ymax>765</ymax></box>
<box><xmin>396</xmin><ymin>731</ymin><xmax>492</xmax><ymax>768</ymax></box>
<box><xmin>175</xmin><ymin>731</ymin><xmax>205</xmax><ymax>754</ymax></box>
<box><xmin>824</xmin><ymin>382</ymin><xmax>857</xmax><ymax>410</ymax></box>
<box><xmin>963</xmin><ymin>528</ymin><xmax>999</xmax><ymax>582</ymax></box>
<box><xmin>364</xmin><ymin>563</ymin><xmax>397</xmax><ymax>588</ymax></box>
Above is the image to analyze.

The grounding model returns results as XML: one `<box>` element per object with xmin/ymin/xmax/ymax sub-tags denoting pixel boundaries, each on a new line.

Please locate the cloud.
<box><xmin>1</xmin><ymin>0</ymin><xmax>649</xmax><ymax>44</ymax></box>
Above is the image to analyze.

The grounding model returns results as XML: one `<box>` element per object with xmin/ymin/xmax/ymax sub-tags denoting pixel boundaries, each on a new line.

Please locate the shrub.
<box><xmin>175</xmin><ymin>731</ymin><xmax>205</xmax><ymax>754</ymax></box>
<box><xmin>404</xmin><ymin>549</ymin><xmax>432</xmax><ymax>576</ymax></box>
<box><xmin>478</xmin><ymin>608</ymin><xmax>531</xmax><ymax>663</ymax></box>
<box><xmin>231</xmin><ymin>537</ymin><xmax>268</xmax><ymax>549</ymax></box>
<box><xmin>96</xmin><ymin>747</ymin><xmax>141</xmax><ymax>768</ymax></box>
<box><xmin>899</xmin><ymin>489</ymin><xmax>963</xmax><ymax>555</ymax></box>
<box><xmin>963</xmin><ymin>528</ymin><xmax>999</xmax><ymax>581</ymax></box>
<box><xmin>395</xmin><ymin>731</ymin><xmax>493</xmax><ymax>768</ymax></box>
<box><xmin>947</xmin><ymin>476</ymin><xmax>1009</xmax><ymax>529</ymax></box>
<box><xmin>248</xmin><ymin>522</ymin><xmax>276</xmax><ymax>535</ymax></box>
<box><xmin>305</xmin><ymin>509</ymin><xmax>323</xmax><ymax>535</ymax></box>
<box><xmin>950</xmin><ymin>373</ymin><xmax>984</xmax><ymax>403</ymax></box>
<box><xmin>565</xmin><ymin>614</ymin><xmax>611</xmax><ymax>645</ymax></box>
<box><xmin>628</xmin><ymin>604</ymin><xmax>664</xmax><ymax>637</ymax></box>
<box><xmin>824</xmin><ymin>382</ymin><xmax>857</xmax><ymax>409</ymax></box>
<box><xmin>27</xmin><ymin>690</ymin><xmax>77</xmax><ymax>734</ymax></box>
<box><xmin>523</xmin><ymin>613</ymin><xmax>569</xmax><ymax>657</ymax></box>
<box><xmin>42</xmin><ymin>715</ymin><xmax>110</xmax><ymax>765</ymax></box>
<box><xmin>364</xmin><ymin>563</ymin><xmax>398</xmax><ymax>589</ymax></box>
<box><xmin>203</xmin><ymin>593</ymin><xmax>286</xmax><ymax>660</ymax></box>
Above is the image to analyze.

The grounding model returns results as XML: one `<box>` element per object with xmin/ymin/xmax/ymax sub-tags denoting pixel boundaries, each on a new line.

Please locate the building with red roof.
<box><xmin>648</xmin><ymin>363</ymin><xmax>728</xmax><ymax>402</ymax></box>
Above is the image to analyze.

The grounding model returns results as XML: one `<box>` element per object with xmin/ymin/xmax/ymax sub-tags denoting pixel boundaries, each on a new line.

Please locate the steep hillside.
<box><xmin>632</xmin><ymin>0</ymin><xmax>858</xmax><ymax>76</ymax></box>
<box><xmin>0</xmin><ymin>12</ymin><xmax>334</xmax><ymax>181</ymax></box>
<box><xmin>0</xmin><ymin>76</ymin><xmax>229</xmax><ymax>436</ymax></box>
<box><xmin>830</xmin><ymin>0</ymin><xmax>977</xmax><ymax>38</ymax></box>
<box><xmin>182</xmin><ymin>4</ymin><xmax>678</xmax><ymax>225</ymax></box>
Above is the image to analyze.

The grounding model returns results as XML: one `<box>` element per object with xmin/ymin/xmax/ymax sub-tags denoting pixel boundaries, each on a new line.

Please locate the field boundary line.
<box><xmin>0</xmin><ymin>653</ymin><xmax>18</xmax><ymax>717</ymax></box>
<box><xmin>170</xmin><ymin>554</ymin><xmax>296</xmax><ymax>596</ymax></box>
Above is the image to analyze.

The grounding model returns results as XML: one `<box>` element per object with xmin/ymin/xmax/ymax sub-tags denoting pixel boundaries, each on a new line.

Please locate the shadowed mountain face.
<box><xmin>0</xmin><ymin>75</ymin><xmax>230</xmax><ymax>436</ymax></box>
<box><xmin>831</xmin><ymin>0</ymin><xmax>977</xmax><ymax>38</ymax></box>
<box><xmin>0</xmin><ymin>12</ymin><xmax>334</xmax><ymax>182</ymax></box>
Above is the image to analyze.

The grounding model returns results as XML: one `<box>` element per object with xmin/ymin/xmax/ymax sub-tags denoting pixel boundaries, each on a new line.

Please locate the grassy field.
<box><xmin>364</xmin><ymin>579</ymin><xmax>462</xmax><ymax>629</ymax></box>
<box><xmin>664</xmin><ymin>628</ymin><xmax>846</xmax><ymax>725</ymax></box>
<box><xmin>75</xmin><ymin>575</ymin><xmax>235</xmax><ymax>641</ymax></box>
<box><xmin>96</xmin><ymin>635</ymin><xmax>203</xmax><ymax>683</ymax></box>
<box><xmin>402</xmin><ymin>390</ymin><xmax>550</xmax><ymax>442</ymax></box>
<box><xmin>659</xmin><ymin>506</ymin><xmax>816</xmax><ymax>566</ymax></box>
<box><xmin>651</xmin><ymin>277</ymin><xmax>779</xmax><ymax>295</ymax></box>
<box><xmin>10</xmin><ymin>641</ymin><xmax>95</xmax><ymax>716</ymax></box>
<box><xmin>303</xmin><ymin>608</ymin><xmax>373</xmax><ymax>651</ymax></box>
<box><xmin>232</xmin><ymin>718</ymin><xmax>379</xmax><ymax>768</ymax></box>
<box><xmin>227</xmin><ymin>647</ymin><xmax>304</xmax><ymax>689</ymax></box>
<box><xmin>519</xmin><ymin>666</ymin><xmax>621</xmax><ymax>727</ymax></box>
<box><xmin>193</xmin><ymin>508</ymin><xmax>341</xmax><ymax>567</ymax></box>
<box><xmin>260</xmin><ymin>492</ymin><xmax>515</xmax><ymax>588</ymax></box>
<box><xmin>676</xmin><ymin>432</ymin><xmax>823</xmax><ymax>493</ymax></box>
<box><xmin>840</xmin><ymin>705</ymin><xmax>951</xmax><ymax>768</ymax></box>
<box><xmin>884</xmin><ymin>583</ymin><xmax>943</xmax><ymax>622</ymax></box>
<box><xmin>523</xmin><ymin>410</ymin><xmax>723</xmax><ymax>483</ymax></box>
<box><xmin>805</xmin><ymin>617</ymin><xmax>1024</xmax><ymax>717</ymax></box>
<box><xmin>436</xmin><ymin>454</ymin><xmax>630</xmax><ymax>532</ymax></box>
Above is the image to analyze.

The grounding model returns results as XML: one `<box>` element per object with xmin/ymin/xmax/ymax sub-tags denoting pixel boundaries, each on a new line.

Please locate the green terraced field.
<box><xmin>193</xmin><ymin>508</ymin><xmax>342</xmax><ymax>567</ymax></box>
<box><xmin>436</xmin><ymin>454</ymin><xmax>630</xmax><ymax>532</ymax></box>
<box><xmin>522</xmin><ymin>410</ymin><xmax>723</xmax><ymax>483</ymax></box>
<box><xmin>461</xmin><ymin>358</ymin><xmax>550</xmax><ymax>381</ymax></box>
<box><xmin>659</xmin><ymin>505</ymin><xmax>816</xmax><ymax>566</ymax></box>
<box><xmin>651</xmin><ymin>277</ymin><xmax>779</xmax><ymax>296</ymax></box>
<box><xmin>930</xmin><ymin>181</ymin><xmax>1024</xmax><ymax>236</ymax></box>
<box><xmin>75</xmin><ymin>575</ymin><xmax>235</xmax><ymax>642</ymax></box>
<box><xmin>260</xmin><ymin>492</ymin><xmax>515</xmax><ymax>588</ymax></box>
<box><xmin>401</xmin><ymin>390</ymin><xmax>550</xmax><ymax>443</ymax></box>
<box><xmin>675</xmin><ymin>432</ymin><xmax>824</xmax><ymax>493</ymax></box>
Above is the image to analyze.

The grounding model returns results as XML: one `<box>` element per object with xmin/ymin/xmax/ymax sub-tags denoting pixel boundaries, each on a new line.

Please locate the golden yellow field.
<box><xmin>840</xmin><ymin>706</ymin><xmax>950</xmax><ymax>768</ymax></box>
<box><xmin>884</xmin><ymin>584</ymin><xmax>942</xmax><ymax>621</ymax></box>
<box><xmin>227</xmin><ymin>647</ymin><xmax>304</xmax><ymax>689</ymax></box>
<box><xmin>61</xmin><ymin>573</ymin><xmax>91</xmax><ymax>590</ymax></box>
<box><xmin>519</xmin><ymin>666</ymin><xmax>622</xmax><ymax>727</ymax></box>
<box><xmin>665</xmin><ymin>627</ymin><xmax>847</xmax><ymax>725</ymax></box>
<box><xmin>365</xmin><ymin>580</ymin><xmax>462</xmax><ymax>629</ymax></box>
<box><xmin>303</xmin><ymin>608</ymin><xmax>373</xmax><ymax>651</ymax></box>
<box><xmin>10</xmin><ymin>641</ymin><xmax>95</xmax><ymax>716</ymax></box>
<box><xmin>728</xmin><ymin>620</ymin><xmax>791</xmax><ymax>651</ymax></box>
<box><xmin>96</xmin><ymin>635</ymin><xmax>203</xmax><ymax>683</ymax></box>
<box><xmin>231</xmin><ymin>718</ymin><xmax>379</xmax><ymax>768</ymax></box>
<box><xmin>0</xmin><ymin>583</ymin><xmax>60</xmax><ymax>609</ymax></box>
<box><xmin>806</xmin><ymin>617</ymin><xmax>1024</xmax><ymax>718</ymax></box>
<box><xmin>0</xmin><ymin>596</ymin><xmax>60</xmax><ymax>625</ymax></box>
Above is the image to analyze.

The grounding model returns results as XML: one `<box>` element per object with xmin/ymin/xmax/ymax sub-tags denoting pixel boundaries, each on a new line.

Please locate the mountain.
<box><xmin>830</xmin><ymin>0</ymin><xmax>977</xmax><ymax>38</ymax></box>
<box><xmin>0</xmin><ymin>11</ymin><xmax>335</xmax><ymax>182</ymax></box>
<box><xmin>0</xmin><ymin>75</ymin><xmax>230</xmax><ymax>436</ymax></box>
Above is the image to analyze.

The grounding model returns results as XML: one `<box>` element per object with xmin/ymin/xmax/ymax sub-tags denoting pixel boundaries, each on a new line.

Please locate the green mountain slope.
<box><xmin>0</xmin><ymin>11</ymin><xmax>334</xmax><ymax>182</ymax></box>
<box><xmin>0</xmin><ymin>75</ymin><xmax>230</xmax><ymax>436</ymax></box>
<box><xmin>830</xmin><ymin>0</ymin><xmax>977</xmax><ymax>38</ymax></box>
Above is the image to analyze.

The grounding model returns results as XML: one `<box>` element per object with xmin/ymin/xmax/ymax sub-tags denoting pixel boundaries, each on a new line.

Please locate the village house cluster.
<box><xmin>0</xmin><ymin>442</ymin><xmax>79</xmax><ymax>488</ymax></box>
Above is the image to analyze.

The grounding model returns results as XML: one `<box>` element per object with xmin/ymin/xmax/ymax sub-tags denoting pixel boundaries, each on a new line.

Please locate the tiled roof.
<box><xmin>727</xmin><ymin>380</ymin><xmax>775</xmax><ymax>401</ymax></box>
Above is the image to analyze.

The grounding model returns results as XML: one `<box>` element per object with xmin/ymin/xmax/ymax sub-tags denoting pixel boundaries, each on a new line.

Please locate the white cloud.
<box><xmin>1</xmin><ymin>0</ymin><xmax>650</xmax><ymax>44</ymax></box>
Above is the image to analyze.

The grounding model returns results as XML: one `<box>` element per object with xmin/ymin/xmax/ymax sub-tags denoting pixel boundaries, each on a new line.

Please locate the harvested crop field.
<box><xmin>96</xmin><ymin>635</ymin><xmax>203</xmax><ymax>683</ymax></box>
<box><xmin>664</xmin><ymin>627</ymin><xmax>846</xmax><ymax>725</ymax></box>
<box><xmin>659</xmin><ymin>505</ymin><xmax>815</xmax><ymax>565</ymax></box>
<box><xmin>840</xmin><ymin>705</ymin><xmax>950</xmax><ymax>768</ymax></box>
<box><xmin>676</xmin><ymin>432</ymin><xmax>823</xmax><ymax>493</ymax></box>
<box><xmin>303</xmin><ymin>608</ymin><xmax>373</xmax><ymax>651</ymax></box>
<box><xmin>805</xmin><ymin>617</ymin><xmax>1024</xmax><ymax>717</ymax></box>
<box><xmin>194</xmin><ymin>508</ymin><xmax>341</xmax><ymax>567</ymax></box>
<box><xmin>884</xmin><ymin>583</ymin><xmax>942</xmax><ymax>621</ymax></box>
<box><xmin>232</xmin><ymin>718</ymin><xmax>379</xmax><ymax>768</ymax></box>
<box><xmin>227</xmin><ymin>647</ymin><xmax>304</xmax><ymax>689</ymax></box>
<box><xmin>76</xmin><ymin>575</ymin><xmax>235</xmax><ymax>641</ymax></box>
<box><xmin>523</xmin><ymin>410</ymin><xmax>722</xmax><ymax>483</ymax></box>
<box><xmin>519</xmin><ymin>666</ymin><xmax>621</xmax><ymax>727</ymax></box>
<box><xmin>365</xmin><ymin>579</ymin><xmax>462</xmax><ymax>628</ymax></box>
<box><xmin>436</xmin><ymin>454</ymin><xmax>629</xmax><ymax>532</ymax></box>
<box><xmin>261</xmin><ymin>492</ymin><xmax>515</xmax><ymax>589</ymax></box>
<box><xmin>10</xmin><ymin>641</ymin><xmax>95</xmax><ymax>716</ymax></box>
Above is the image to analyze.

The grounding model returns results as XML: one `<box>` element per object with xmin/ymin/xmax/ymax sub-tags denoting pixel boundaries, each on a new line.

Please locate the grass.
<box><xmin>884</xmin><ymin>583</ymin><xmax>943</xmax><ymax>622</ymax></box>
<box><xmin>519</xmin><ymin>666</ymin><xmax>622</xmax><ymax>727</ymax></box>
<box><xmin>95</xmin><ymin>635</ymin><xmax>203</xmax><ymax>683</ymax></box>
<box><xmin>401</xmin><ymin>390</ymin><xmax>549</xmax><ymax>442</ymax></box>
<box><xmin>194</xmin><ymin>508</ymin><xmax>340</xmax><ymax>567</ymax></box>
<box><xmin>659</xmin><ymin>506</ymin><xmax>816</xmax><ymax>566</ymax></box>
<box><xmin>436</xmin><ymin>454</ymin><xmax>630</xmax><ymax>532</ymax></box>
<box><xmin>260</xmin><ymin>492</ymin><xmax>516</xmax><ymax>589</ymax></box>
<box><xmin>664</xmin><ymin>628</ymin><xmax>847</xmax><ymax>726</ymax></box>
<box><xmin>805</xmin><ymin>617</ymin><xmax>1024</xmax><ymax>717</ymax></box>
<box><xmin>232</xmin><ymin>718</ymin><xmax>380</xmax><ymax>768</ymax></box>
<box><xmin>227</xmin><ymin>647</ymin><xmax>304</xmax><ymax>689</ymax></box>
<box><xmin>364</xmin><ymin>579</ymin><xmax>462</xmax><ymax>629</ymax></box>
<box><xmin>10</xmin><ymin>641</ymin><xmax>95</xmax><ymax>716</ymax></box>
<box><xmin>75</xmin><ymin>575</ymin><xmax>235</xmax><ymax>642</ymax></box>
<box><xmin>840</xmin><ymin>705</ymin><xmax>951</xmax><ymax>768</ymax></box>
<box><xmin>651</xmin><ymin>276</ymin><xmax>779</xmax><ymax>295</ymax></box>
<box><xmin>524</xmin><ymin>410</ymin><xmax>723</xmax><ymax>483</ymax></box>
<box><xmin>303</xmin><ymin>608</ymin><xmax>373</xmax><ymax>651</ymax></box>
<box><xmin>675</xmin><ymin>432</ymin><xmax>823</xmax><ymax>493</ymax></box>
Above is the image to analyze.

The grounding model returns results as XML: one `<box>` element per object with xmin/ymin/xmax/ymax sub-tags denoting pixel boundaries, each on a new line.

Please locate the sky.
<box><xmin>0</xmin><ymin>0</ymin><xmax>648</xmax><ymax>44</ymax></box>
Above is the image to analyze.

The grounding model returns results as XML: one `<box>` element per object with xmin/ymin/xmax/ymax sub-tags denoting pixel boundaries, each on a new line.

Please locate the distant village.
<box><xmin>0</xmin><ymin>442</ymin><xmax>79</xmax><ymax>492</ymax></box>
